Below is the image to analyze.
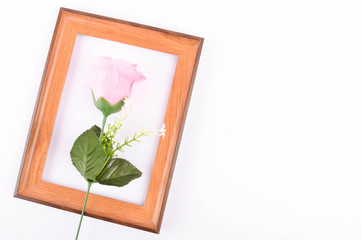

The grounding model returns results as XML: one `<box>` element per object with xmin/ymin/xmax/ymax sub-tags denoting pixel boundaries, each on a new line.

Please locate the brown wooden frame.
<box><xmin>14</xmin><ymin>7</ymin><xmax>203</xmax><ymax>233</ymax></box>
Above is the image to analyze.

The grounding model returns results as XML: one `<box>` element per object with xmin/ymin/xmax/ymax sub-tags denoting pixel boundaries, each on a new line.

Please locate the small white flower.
<box><xmin>123</xmin><ymin>97</ymin><xmax>132</xmax><ymax>112</ymax></box>
<box><xmin>159</xmin><ymin>123</ymin><xmax>166</xmax><ymax>139</ymax></box>
<box><xmin>116</xmin><ymin>97</ymin><xmax>132</xmax><ymax>124</ymax></box>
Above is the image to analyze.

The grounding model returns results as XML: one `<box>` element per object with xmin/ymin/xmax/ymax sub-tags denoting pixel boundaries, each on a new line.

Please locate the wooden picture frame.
<box><xmin>14</xmin><ymin>7</ymin><xmax>203</xmax><ymax>233</ymax></box>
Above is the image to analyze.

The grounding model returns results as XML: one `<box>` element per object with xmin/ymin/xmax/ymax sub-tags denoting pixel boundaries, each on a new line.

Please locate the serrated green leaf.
<box><xmin>96</xmin><ymin>158</ymin><xmax>142</xmax><ymax>187</ymax></box>
<box><xmin>70</xmin><ymin>129</ymin><xmax>106</xmax><ymax>182</ymax></box>
<box><xmin>91</xmin><ymin>90</ymin><xmax>125</xmax><ymax>117</ymax></box>
<box><xmin>89</xmin><ymin>125</ymin><xmax>101</xmax><ymax>137</ymax></box>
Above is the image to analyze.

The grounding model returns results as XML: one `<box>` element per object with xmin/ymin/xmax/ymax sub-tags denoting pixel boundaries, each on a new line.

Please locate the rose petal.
<box><xmin>89</xmin><ymin>57</ymin><xmax>146</xmax><ymax>105</ymax></box>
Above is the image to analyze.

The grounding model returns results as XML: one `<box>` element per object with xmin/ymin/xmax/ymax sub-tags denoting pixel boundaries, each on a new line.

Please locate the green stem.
<box><xmin>99</xmin><ymin>115</ymin><xmax>108</xmax><ymax>141</ymax></box>
<box><xmin>75</xmin><ymin>182</ymin><xmax>92</xmax><ymax>240</ymax></box>
<box><xmin>115</xmin><ymin>131</ymin><xmax>147</xmax><ymax>153</ymax></box>
<box><xmin>95</xmin><ymin>155</ymin><xmax>111</xmax><ymax>179</ymax></box>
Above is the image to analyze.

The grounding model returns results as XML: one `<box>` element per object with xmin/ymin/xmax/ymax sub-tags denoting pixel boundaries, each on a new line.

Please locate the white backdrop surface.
<box><xmin>2</xmin><ymin>0</ymin><xmax>362</xmax><ymax>239</ymax></box>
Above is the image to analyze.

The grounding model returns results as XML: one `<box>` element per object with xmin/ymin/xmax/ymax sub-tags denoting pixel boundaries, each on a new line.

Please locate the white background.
<box><xmin>1</xmin><ymin>0</ymin><xmax>362</xmax><ymax>239</ymax></box>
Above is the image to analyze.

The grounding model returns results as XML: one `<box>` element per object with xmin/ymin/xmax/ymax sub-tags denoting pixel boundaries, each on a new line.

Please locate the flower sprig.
<box><xmin>100</xmin><ymin>98</ymin><xmax>130</xmax><ymax>155</ymax></box>
<box><xmin>118</xmin><ymin>124</ymin><xmax>166</xmax><ymax>151</ymax></box>
<box><xmin>99</xmin><ymin>98</ymin><xmax>166</xmax><ymax>159</ymax></box>
<box><xmin>104</xmin><ymin>121</ymin><xmax>166</xmax><ymax>157</ymax></box>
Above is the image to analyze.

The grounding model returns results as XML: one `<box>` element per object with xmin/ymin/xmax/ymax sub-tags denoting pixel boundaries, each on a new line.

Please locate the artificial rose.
<box><xmin>89</xmin><ymin>56</ymin><xmax>146</xmax><ymax>105</ymax></box>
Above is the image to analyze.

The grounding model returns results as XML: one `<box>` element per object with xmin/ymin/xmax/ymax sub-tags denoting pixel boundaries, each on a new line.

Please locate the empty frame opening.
<box><xmin>42</xmin><ymin>34</ymin><xmax>178</xmax><ymax>205</ymax></box>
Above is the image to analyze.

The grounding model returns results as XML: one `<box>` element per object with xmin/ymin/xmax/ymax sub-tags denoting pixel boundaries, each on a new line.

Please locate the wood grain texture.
<box><xmin>14</xmin><ymin>7</ymin><xmax>203</xmax><ymax>233</ymax></box>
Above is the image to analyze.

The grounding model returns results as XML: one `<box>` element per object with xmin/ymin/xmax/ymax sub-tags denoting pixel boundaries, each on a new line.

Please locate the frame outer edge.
<box><xmin>14</xmin><ymin>8</ymin><xmax>65</xmax><ymax>198</ymax></box>
<box><xmin>155</xmin><ymin>38</ymin><xmax>204</xmax><ymax>233</ymax></box>
<box><xmin>60</xmin><ymin>7</ymin><xmax>203</xmax><ymax>42</ymax></box>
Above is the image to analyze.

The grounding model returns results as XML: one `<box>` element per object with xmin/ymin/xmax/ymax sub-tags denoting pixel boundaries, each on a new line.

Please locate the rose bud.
<box><xmin>89</xmin><ymin>56</ymin><xmax>146</xmax><ymax>117</ymax></box>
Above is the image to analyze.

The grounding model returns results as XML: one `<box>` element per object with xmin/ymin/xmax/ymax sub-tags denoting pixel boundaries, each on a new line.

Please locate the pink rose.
<box><xmin>89</xmin><ymin>56</ymin><xmax>146</xmax><ymax>104</ymax></box>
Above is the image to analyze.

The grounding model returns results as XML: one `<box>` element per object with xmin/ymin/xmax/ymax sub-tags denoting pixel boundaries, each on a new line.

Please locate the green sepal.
<box><xmin>96</xmin><ymin>158</ymin><xmax>142</xmax><ymax>187</ymax></box>
<box><xmin>70</xmin><ymin>129</ymin><xmax>107</xmax><ymax>182</ymax></box>
<box><xmin>91</xmin><ymin>90</ymin><xmax>125</xmax><ymax>118</ymax></box>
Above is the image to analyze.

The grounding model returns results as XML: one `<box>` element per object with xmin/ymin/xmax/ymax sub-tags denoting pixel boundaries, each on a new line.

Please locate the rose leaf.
<box><xmin>96</xmin><ymin>158</ymin><xmax>142</xmax><ymax>187</ymax></box>
<box><xmin>70</xmin><ymin>129</ymin><xmax>106</xmax><ymax>182</ymax></box>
